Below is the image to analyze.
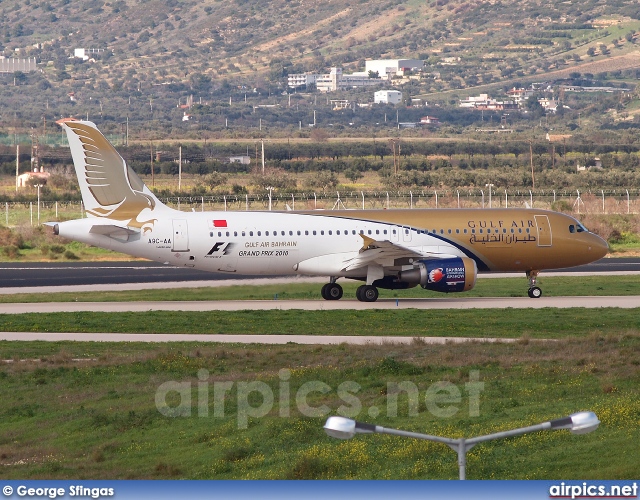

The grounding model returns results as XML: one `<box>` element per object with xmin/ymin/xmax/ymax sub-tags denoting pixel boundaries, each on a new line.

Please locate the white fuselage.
<box><xmin>56</xmin><ymin>209</ymin><xmax>463</xmax><ymax>278</ymax></box>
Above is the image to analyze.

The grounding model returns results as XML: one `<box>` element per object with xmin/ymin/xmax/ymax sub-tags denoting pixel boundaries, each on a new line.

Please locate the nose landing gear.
<box><xmin>527</xmin><ymin>270</ymin><xmax>542</xmax><ymax>298</ymax></box>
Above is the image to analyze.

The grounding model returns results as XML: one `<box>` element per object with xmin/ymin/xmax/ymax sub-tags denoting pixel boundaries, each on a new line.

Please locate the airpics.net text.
<box><xmin>155</xmin><ymin>369</ymin><xmax>484</xmax><ymax>429</ymax></box>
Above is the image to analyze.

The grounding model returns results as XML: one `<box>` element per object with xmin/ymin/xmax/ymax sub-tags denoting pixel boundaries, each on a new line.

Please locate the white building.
<box><xmin>365</xmin><ymin>59</ymin><xmax>424</xmax><ymax>78</ymax></box>
<box><xmin>287</xmin><ymin>73</ymin><xmax>320</xmax><ymax>89</ymax></box>
<box><xmin>316</xmin><ymin>68</ymin><xmax>379</xmax><ymax>93</ymax></box>
<box><xmin>374</xmin><ymin>90</ymin><xmax>402</xmax><ymax>104</ymax></box>
<box><xmin>73</xmin><ymin>48</ymin><xmax>105</xmax><ymax>61</ymax></box>
<box><xmin>229</xmin><ymin>156</ymin><xmax>251</xmax><ymax>165</ymax></box>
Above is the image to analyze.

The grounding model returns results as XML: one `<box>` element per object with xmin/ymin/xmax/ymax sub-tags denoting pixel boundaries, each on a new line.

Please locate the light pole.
<box><xmin>324</xmin><ymin>411</ymin><xmax>599</xmax><ymax>480</ymax></box>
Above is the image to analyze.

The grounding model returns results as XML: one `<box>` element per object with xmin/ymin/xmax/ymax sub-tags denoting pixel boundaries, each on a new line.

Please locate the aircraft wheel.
<box><xmin>321</xmin><ymin>283</ymin><xmax>330</xmax><ymax>300</ymax></box>
<box><xmin>528</xmin><ymin>286</ymin><xmax>542</xmax><ymax>298</ymax></box>
<box><xmin>358</xmin><ymin>285</ymin><xmax>379</xmax><ymax>303</ymax></box>
<box><xmin>325</xmin><ymin>283</ymin><xmax>343</xmax><ymax>300</ymax></box>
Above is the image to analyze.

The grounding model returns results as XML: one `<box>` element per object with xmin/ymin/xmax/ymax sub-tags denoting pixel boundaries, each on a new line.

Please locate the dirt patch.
<box><xmin>253</xmin><ymin>8</ymin><xmax>352</xmax><ymax>52</ymax></box>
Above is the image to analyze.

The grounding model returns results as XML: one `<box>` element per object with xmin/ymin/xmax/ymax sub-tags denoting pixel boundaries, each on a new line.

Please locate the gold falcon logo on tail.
<box><xmin>58</xmin><ymin>118</ymin><xmax>158</xmax><ymax>232</ymax></box>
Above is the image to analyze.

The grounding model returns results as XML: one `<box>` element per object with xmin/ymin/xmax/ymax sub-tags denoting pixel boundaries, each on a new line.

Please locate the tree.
<box><xmin>344</xmin><ymin>168</ymin><xmax>363</xmax><ymax>183</ymax></box>
<box><xmin>204</xmin><ymin>171</ymin><xmax>227</xmax><ymax>190</ymax></box>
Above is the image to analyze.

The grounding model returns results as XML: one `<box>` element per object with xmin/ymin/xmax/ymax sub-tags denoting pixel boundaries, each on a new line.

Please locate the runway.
<box><xmin>0</xmin><ymin>295</ymin><xmax>638</xmax><ymax>314</ymax></box>
<box><xmin>1</xmin><ymin>257</ymin><xmax>639</xmax><ymax>292</ymax></box>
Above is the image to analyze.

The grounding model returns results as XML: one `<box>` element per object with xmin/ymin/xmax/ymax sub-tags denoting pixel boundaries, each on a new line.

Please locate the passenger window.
<box><xmin>234</xmin><ymin>232</ymin><xmax>238</xmax><ymax>236</ymax></box>
<box><xmin>210</xmin><ymin>232</ymin><xmax>213</xmax><ymax>237</ymax></box>
<box><xmin>440</xmin><ymin>229</ymin><xmax>444</xmax><ymax>234</ymax></box>
<box><xmin>242</xmin><ymin>231</ymin><xmax>246</xmax><ymax>237</ymax></box>
<box><xmin>328</xmin><ymin>230</ymin><xmax>332</xmax><ymax>235</ymax></box>
<box><xmin>313</xmin><ymin>230</ymin><xmax>316</xmax><ymax>235</ymax></box>
<box><xmin>383</xmin><ymin>230</ymin><xmax>387</xmax><ymax>235</ymax></box>
<box><xmin>368</xmin><ymin>230</ymin><xmax>372</xmax><ymax>235</ymax></box>
<box><xmin>249</xmin><ymin>231</ymin><xmax>253</xmax><ymax>236</ymax></box>
<box><xmin>289</xmin><ymin>231</ymin><xmax>293</xmax><ymax>236</ymax></box>
<box><xmin>479</xmin><ymin>229</ymin><xmax>483</xmax><ymax>234</ymax></box>
<box><xmin>281</xmin><ymin>231</ymin><xmax>285</xmax><ymax>236</ymax></box>
<box><xmin>352</xmin><ymin>230</ymin><xmax>356</xmax><ymax>235</ymax></box>
<box><xmin>456</xmin><ymin>229</ymin><xmax>460</xmax><ymax>234</ymax></box>
<box><xmin>337</xmin><ymin>230</ymin><xmax>341</xmax><ymax>235</ymax></box>
<box><xmin>257</xmin><ymin>231</ymin><xmax>261</xmax><ymax>236</ymax></box>
<box><xmin>266</xmin><ymin>231</ymin><xmax>269</xmax><ymax>236</ymax></box>
<box><xmin>569</xmin><ymin>225</ymin><xmax>575</xmax><ymax>233</ymax></box>
<box><xmin>305</xmin><ymin>230</ymin><xmax>309</xmax><ymax>235</ymax></box>
<box><xmin>218</xmin><ymin>232</ymin><xmax>222</xmax><ymax>237</ymax></box>
<box><xmin>448</xmin><ymin>229</ymin><xmax>452</xmax><ymax>234</ymax></box>
<box><xmin>376</xmin><ymin>230</ymin><xmax>379</xmax><ymax>235</ymax></box>
<box><xmin>226</xmin><ymin>232</ymin><xmax>229</xmax><ymax>237</ymax></box>
<box><xmin>464</xmin><ymin>229</ymin><xmax>467</xmax><ymax>234</ymax></box>
<box><xmin>526</xmin><ymin>228</ymin><xmax>530</xmax><ymax>233</ymax></box>
<box><xmin>297</xmin><ymin>231</ymin><xmax>301</xmax><ymax>236</ymax></box>
<box><xmin>392</xmin><ymin>229</ymin><xmax>397</xmax><ymax>235</ymax></box>
<box><xmin>321</xmin><ymin>230</ymin><xmax>324</xmax><ymax>235</ymax></box>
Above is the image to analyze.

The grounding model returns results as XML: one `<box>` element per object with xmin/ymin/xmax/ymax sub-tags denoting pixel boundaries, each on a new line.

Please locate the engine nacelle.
<box><xmin>398</xmin><ymin>257</ymin><xmax>477</xmax><ymax>293</ymax></box>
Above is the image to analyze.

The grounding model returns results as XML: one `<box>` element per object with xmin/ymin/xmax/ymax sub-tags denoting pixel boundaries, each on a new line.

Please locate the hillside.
<box><xmin>2</xmin><ymin>0</ymin><xmax>640</xmax><ymax>138</ymax></box>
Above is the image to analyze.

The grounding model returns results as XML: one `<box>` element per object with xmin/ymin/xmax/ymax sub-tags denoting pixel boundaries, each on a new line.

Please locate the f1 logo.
<box><xmin>207</xmin><ymin>242</ymin><xmax>233</xmax><ymax>255</ymax></box>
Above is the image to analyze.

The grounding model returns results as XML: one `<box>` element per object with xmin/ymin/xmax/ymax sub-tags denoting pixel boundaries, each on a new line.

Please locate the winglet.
<box><xmin>360</xmin><ymin>233</ymin><xmax>378</xmax><ymax>251</ymax></box>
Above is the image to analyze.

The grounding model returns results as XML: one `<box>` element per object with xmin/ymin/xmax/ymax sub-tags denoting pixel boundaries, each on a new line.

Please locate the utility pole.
<box><xmin>261</xmin><ymin>139</ymin><xmax>265</xmax><ymax>174</ymax></box>
<box><xmin>15</xmin><ymin>145</ymin><xmax>19</xmax><ymax>192</ymax></box>
<box><xmin>529</xmin><ymin>139</ymin><xmax>535</xmax><ymax>190</ymax></box>
<box><xmin>178</xmin><ymin>146</ymin><xmax>182</xmax><ymax>191</ymax></box>
<box><xmin>150</xmin><ymin>142</ymin><xmax>154</xmax><ymax>187</ymax></box>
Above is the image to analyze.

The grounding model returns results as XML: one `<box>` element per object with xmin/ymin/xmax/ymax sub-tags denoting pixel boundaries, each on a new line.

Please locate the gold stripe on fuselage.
<box><xmin>301</xmin><ymin>208</ymin><xmax>608</xmax><ymax>272</ymax></box>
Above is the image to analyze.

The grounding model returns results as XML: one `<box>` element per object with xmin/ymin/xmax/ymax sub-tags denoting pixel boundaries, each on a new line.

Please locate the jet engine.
<box><xmin>397</xmin><ymin>257</ymin><xmax>477</xmax><ymax>293</ymax></box>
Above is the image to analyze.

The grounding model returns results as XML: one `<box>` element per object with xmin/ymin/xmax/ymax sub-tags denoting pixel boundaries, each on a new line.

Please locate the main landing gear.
<box><xmin>356</xmin><ymin>285</ymin><xmax>379</xmax><ymax>302</ymax></box>
<box><xmin>320</xmin><ymin>279</ymin><xmax>380</xmax><ymax>302</ymax></box>
<box><xmin>527</xmin><ymin>270</ymin><xmax>542</xmax><ymax>298</ymax></box>
<box><xmin>321</xmin><ymin>279</ymin><xmax>343</xmax><ymax>300</ymax></box>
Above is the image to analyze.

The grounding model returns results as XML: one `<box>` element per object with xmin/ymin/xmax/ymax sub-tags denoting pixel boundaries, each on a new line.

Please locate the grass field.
<box><xmin>0</xmin><ymin>278</ymin><xmax>638</xmax><ymax>480</ymax></box>
<box><xmin>0</xmin><ymin>337</ymin><xmax>638</xmax><ymax>479</ymax></box>
<box><xmin>1</xmin><ymin>275</ymin><xmax>640</xmax><ymax>303</ymax></box>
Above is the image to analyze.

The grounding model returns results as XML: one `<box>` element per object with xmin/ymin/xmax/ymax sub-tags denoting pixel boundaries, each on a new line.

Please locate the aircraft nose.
<box><xmin>588</xmin><ymin>233</ymin><xmax>609</xmax><ymax>259</ymax></box>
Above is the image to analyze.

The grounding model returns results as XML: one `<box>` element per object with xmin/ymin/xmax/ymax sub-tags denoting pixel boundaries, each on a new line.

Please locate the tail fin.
<box><xmin>58</xmin><ymin>118</ymin><xmax>166</xmax><ymax>230</ymax></box>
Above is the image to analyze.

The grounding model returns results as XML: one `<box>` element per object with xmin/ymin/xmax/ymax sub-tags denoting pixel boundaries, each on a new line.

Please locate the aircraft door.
<box><xmin>172</xmin><ymin>219</ymin><xmax>190</xmax><ymax>252</ymax></box>
<box><xmin>391</xmin><ymin>226</ymin><xmax>400</xmax><ymax>242</ymax></box>
<box><xmin>534</xmin><ymin>215</ymin><xmax>552</xmax><ymax>247</ymax></box>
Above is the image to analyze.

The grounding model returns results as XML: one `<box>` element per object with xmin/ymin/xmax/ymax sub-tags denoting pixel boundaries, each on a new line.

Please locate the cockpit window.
<box><xmin>570</xmin><ymin>221</ymin><xmax>588</xmax><ymax>233</ymax></box>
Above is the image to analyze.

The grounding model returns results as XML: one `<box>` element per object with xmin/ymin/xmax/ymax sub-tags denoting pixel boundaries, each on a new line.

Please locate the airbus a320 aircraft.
<box><xmin>51</xmin><ymin>118</ymin><xmax>609</xmax><ymax>302</ymax></box>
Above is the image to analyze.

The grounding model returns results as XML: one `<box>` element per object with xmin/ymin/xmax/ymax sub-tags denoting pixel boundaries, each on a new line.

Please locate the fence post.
<box><xmin>627</xmin><ymin>189</ymin><xmax>630</xmax><ymax>215</ymax></box>
<box><xmin>30</xmin><ymin>202</ymin><xmax>33</xmax><ymax>226</ymax></box>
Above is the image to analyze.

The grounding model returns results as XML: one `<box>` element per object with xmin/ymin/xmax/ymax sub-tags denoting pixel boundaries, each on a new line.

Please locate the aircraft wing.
<box><xmin>341</xmin><ymin>235</ymin><xmax>426</xmax><ymax>271</ymax></box>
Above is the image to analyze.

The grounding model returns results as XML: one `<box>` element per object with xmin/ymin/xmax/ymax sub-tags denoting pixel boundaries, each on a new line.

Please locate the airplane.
<box><xmin>50</xmin><ymin>118</ymin><xmax>609</xmax><ymax>302</ymax></box>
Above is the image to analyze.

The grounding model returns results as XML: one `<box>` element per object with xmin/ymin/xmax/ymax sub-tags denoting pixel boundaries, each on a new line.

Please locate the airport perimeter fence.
<box><xmin>2</xmin><ymin>189</ymin><xmax>640</xmax><ymax>227</ymax></box>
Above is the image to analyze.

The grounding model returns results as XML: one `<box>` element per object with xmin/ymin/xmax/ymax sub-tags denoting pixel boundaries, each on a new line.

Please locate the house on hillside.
<box><xmin>17</xmin><ymin>170</ymin><xmax>50</xmax><ymax>188</ymax></box>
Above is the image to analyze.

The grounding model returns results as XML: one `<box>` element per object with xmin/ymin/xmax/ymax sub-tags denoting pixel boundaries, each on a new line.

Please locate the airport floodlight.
<box><xmin>323</xmin><ymin>411</ymin><xmax>599</xmax><ymax>479</ymax></box>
